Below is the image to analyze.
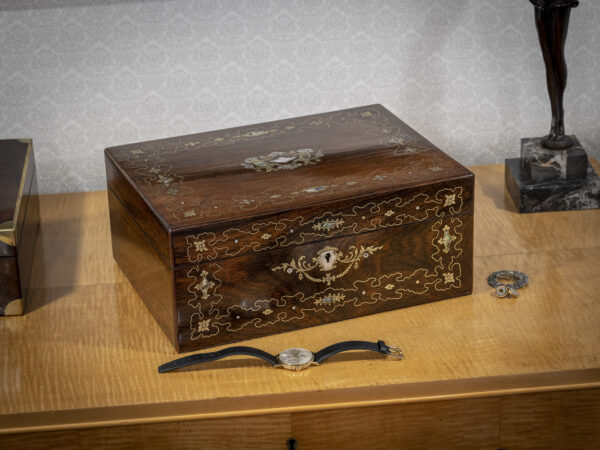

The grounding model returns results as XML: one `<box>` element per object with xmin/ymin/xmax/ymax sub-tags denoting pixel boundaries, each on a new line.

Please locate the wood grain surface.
<box><xmin>106</xmin><ymin>104</ymin><xmax>475</xmax><ymax>352</ymax></box>
<box><xmin>170</xmin><ymin>213</ymin><xmax>473</xmax><ymax>351</ymax></box>
<box><xmin>168</xmin><ymin>178</ymin><xmax>474</xmax><ymax>268</ymax></box>
<box><xmin>0</xmin><ymin>163</ymin><xmax>599</xmax><ymax>446</ymax></box>
<box><xmin>105</xmin><ymin>105</ymin><xmax>473</xmax><ymax>231</ymax></box>
<box><xmin>1</xmin><ymin>388</ymin><xmax>597</xmax><ymax>449</ymax></box>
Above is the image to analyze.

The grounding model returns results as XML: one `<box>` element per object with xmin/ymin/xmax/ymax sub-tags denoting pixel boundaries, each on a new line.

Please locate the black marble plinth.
<box><xmin>521</xmin><ymin>136</ymin><xmax>587</xmax><ymax>183</ymax></box>
<box><xmin>505</xmin><ymin>158</ymin><xmax>600</xmax><ymax>213</ymax></box>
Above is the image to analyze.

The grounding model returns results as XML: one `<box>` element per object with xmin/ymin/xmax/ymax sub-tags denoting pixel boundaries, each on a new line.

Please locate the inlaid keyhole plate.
<box><xmin>316</xmin><ymin>246</ymin><xmax>338</xmax><ymax>272</ymax></box>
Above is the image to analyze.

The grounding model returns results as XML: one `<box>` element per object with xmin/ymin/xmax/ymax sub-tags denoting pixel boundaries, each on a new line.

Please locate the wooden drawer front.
<box><xmin>173</xmin><ymin>180</ymin><xmax>473</xmax><ymax>267</ymax></box>
<box><xmin>174</xmin><ymin>214</ymin><xmax>473</xmax><ymax>351</ymax></box>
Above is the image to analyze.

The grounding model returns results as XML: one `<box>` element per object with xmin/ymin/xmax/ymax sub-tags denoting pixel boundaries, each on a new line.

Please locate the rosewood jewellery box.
<box><xmin>0</xmin><ymin>139</ymin><xmax>40</xmax><ymax>316</ymax></box>
<box><xmin>105</xmin><ymin>105</ymin><xmax>474</xmax><ymax>352</ymax></box>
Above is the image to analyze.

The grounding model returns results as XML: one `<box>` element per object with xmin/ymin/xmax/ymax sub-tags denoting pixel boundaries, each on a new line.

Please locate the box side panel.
<box><xmin>107</xmin><ymin>190</ymin><xmax>178</xmax><ymax>350</ymax></box>
<box><xmin>172</xmin><ymin>176</ymin><xmax>474</xmax><ymax>267</ymax></box>
<box><xmin>0</xmin><ymin>139</ymin><xmax>29</xmax><ymax>225</ymax></box>
<box><xmin>105</xmin><ymin>153</ymin><xmax>172</xmax><ymax>267</ymax></box>
<box><xmin>16</xmin><ymin>164</ymin><xmax>40</xmax><ymax>311</ymax></box>
<box><xmin>175</xmin><ymin>212</ymin><xmax>473</xmax><ymax>351</ymax></box>
<box><xmin>14</xmin><ymin>142</ymin><xmax>36</xmax><ymax>250</ymax></box>
<box><xmin>0</xmin><ymin>257</ymin><xmax>23</xmax><ymax>316</ymax></box>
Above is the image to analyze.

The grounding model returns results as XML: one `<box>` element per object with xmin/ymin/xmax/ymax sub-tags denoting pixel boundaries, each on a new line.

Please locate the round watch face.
<box><xmin>278</xmin><ymin>348</ymin><xmax>314</xmax><ymax>368</ymax></box>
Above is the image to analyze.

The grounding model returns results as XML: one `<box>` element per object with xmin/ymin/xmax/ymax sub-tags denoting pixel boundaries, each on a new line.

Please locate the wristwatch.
<box><xmin>158</xmin><ymin>340</ymin><xmax>403</xmax><ymax>373</ymax></box>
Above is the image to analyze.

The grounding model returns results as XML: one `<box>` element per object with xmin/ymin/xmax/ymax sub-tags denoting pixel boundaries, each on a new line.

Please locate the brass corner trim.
<box><xmin>3</xmin><ymin>298</ymin><xmax>24</xmax><ymax>316</ymax></box>
<box><xmin>0</xmin><ymin>221</ymin><xmax>16</xmax><ymax>246</ymax></box>
<box><xmin>17</xmin><ymin>138</ymin><xmax>33</xmax><ymax>144</ymax></box>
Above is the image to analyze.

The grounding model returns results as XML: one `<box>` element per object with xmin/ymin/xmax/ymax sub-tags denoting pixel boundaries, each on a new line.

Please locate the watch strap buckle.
<box><xmin>386</xmin><ymin>344</ymin><xmax>404</xmax><ymax>359</ymax></box>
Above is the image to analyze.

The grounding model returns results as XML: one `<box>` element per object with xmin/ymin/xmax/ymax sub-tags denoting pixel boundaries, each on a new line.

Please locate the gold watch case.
<box><xmin>274</xmin><ymin>347</ymin><xmax>319</xmax><ymax>371</ymax></box>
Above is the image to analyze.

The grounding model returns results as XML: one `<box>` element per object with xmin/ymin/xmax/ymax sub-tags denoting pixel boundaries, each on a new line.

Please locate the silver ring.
<box><xmin>487</xmin><ymin>270</ymin><xmax>528</xmax><ymax>298</ymax></box>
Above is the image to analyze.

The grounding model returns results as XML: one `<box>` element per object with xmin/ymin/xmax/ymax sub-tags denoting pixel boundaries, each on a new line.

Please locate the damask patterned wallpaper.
<box><xmin>1</xmin><ymin>0</ymin><xmax>599</xmax><ymax>193</ymax></box>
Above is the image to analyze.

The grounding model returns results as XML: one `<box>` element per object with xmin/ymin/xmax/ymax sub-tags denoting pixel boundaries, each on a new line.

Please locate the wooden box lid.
<box><xmin>0</xmin><ymin>139</ymin><xmax>33</xmax><ymax>250</ymax></box>
<box><xmin>105</xmin><ymin>105</ymin><xmax>473</xmax><ymax>266</ymax></box>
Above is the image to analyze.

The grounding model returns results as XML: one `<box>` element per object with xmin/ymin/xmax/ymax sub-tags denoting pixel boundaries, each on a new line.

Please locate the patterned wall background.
<box><xmin>1</xmin><ymin>0</ymin><xmax>599</xmax><ymax>194</ymax></box>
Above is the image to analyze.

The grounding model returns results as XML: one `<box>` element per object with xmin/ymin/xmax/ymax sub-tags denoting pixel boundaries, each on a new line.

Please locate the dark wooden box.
<box><xmin>105</xmin><ymin>105</ymin><xmax>474</xmax><ymax>352</ymax></box>
<box><xmin>1</xmin><ymin>139</ymin><xmax>40</xmax><ymax>316</ymax></box>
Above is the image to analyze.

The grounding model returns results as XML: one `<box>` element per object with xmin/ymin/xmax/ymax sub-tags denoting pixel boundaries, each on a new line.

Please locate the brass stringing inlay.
<box><xmin>272</xmin><ymin>244</ymin><xmax>383</xmax><ymax>286</ymax></box>
<box><xmin>185</xmin><ymin>217</ymin><xmax>464</xmax><ymax>340</ymax></box>
<box><xmin>119</xmin><ymin>106</ymin><xmax>458</xmax><ymax>223</ymax></box>
<box><xmin>183</xmin><ymin>186</ymin><xmax>464</xmax><ymax>265</ymax></box>
<box><xmin>241</xmin><ymin>148</ymin><xmax>323</xmax><ymax>172</ymax></box>
<box><xmin>186</xmin><ymin>263</ymin><xmax>223</xmax><ymax>340</ymax></box>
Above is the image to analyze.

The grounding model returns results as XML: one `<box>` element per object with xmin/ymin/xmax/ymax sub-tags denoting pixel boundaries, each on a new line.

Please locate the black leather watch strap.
<box><xmin>158</xmin><ymin>346</ymin><xmax>278</xmax><ymax>373</ymax></box>
<box><xmin>313</xmin><ymin>340</ymin><xmax>396</xmax><ymax>364</ymax></box>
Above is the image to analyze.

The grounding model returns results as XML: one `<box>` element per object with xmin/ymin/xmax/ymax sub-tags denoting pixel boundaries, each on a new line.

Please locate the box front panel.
<box><xmin>173</xmin><ymin>180</ymin><xmax>473</xmax><ymax>267</ymax></box>
<box><xmin>175</xmin><ymin>213</ymin><xmax>473</xmax><ymax>351</ymax></box>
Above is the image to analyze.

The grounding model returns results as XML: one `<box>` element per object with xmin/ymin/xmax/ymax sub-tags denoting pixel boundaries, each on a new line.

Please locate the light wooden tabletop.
<box><xmin>1</xmin><ymin>163</ymin><xmax>599</xmax><ymax>435</ymax></box>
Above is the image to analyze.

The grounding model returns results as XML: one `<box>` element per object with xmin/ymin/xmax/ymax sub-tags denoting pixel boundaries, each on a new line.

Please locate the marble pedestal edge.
<box><xmin>505</xmin><ymin>158</ymin><xmax>600</xmax><ymax>213</ymax></box>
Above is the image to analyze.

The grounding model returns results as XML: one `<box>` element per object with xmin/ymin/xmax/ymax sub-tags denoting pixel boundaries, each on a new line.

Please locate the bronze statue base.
<box><xmin>541</xmin><ymin>134</ymin><xmax>574</xmax><ymax>150</ymax></box>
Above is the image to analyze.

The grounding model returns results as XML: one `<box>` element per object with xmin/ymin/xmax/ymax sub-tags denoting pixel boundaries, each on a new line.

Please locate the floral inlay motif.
<box><xmin>197</xmin><ymin>319</ymin><xmax>211</xmax><ymax>332</ymax></box>
<box><xmin>194</xmin><ymin>240</ymin><xmax>207</xmax><ymax>252</ymax></box>
<box><xmin>185</xmin><ymin>217</ymin><xmax>465</xmax><ymax>339</ymax></box>
<box><xmin>272</xmin><ymin>244</ymin><xmax>383</xmax><ymax>286</ymax></box>
<box><xmin>241</xmin><ymin>148</ymin><xmax>323</xmax><ymax>172</ymax></box>
<box><xmin>438</xmin><ymin>225</ymin><xmax>457</xmax><ymax>254</ymax></box>
<box><xmin>443</xmin><ymin>272</ymin><xmax>455</xmax><ymax>284</ymax></box>
<box><xmin>181</xmin><ymin>186</ymin><xmax>465</xmax><ymax>265</ymax></box>
<box><xmin>444</xmin><ymin>194</ymin><xmax>456</xmax><ymax>206</ymax></box>
<box><xmin>158</xmin><ymin>175</ymin><xmax>173</xmax><ymax>186</ymax></box>
<box><xmin>186</xmin><ymin>263</ymin><xmax>223</xmax><ymax>340</ymax></box>
<box><xmin>123</xmin><ymin>106</ymin><xmax>465</xmax><ymax>224</ymax></box>
<box><xmin>313</xmin><ymin>218</ymin><xmax>344</xmax><ymax>231</ymax></box>
<box><xmin>314</xmin><ymin>293</ymin><xmax>345</xmax><ymax>306</ymax></box>
<box><xmin>195</xmin><ymin>270</ymin><xmax>215</xmax><ymax>300</ymax></box>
